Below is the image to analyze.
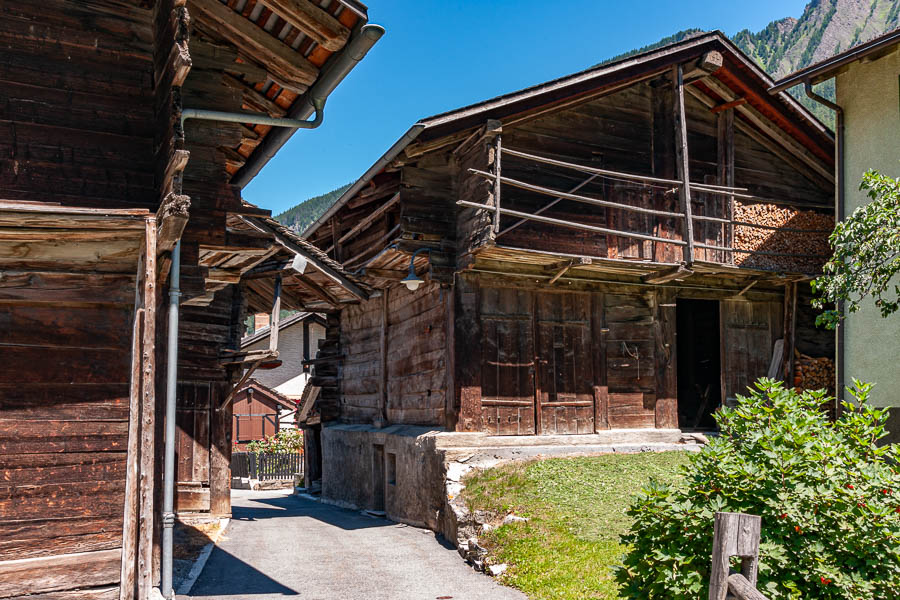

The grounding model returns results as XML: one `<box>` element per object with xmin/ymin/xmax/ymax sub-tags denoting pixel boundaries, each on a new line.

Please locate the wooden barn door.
<box><xmin>720</xmin><ymin>299</ymin><xmax>782</xmax><ymax>404</ymax></box>
<box><xmin>480</xmin><ymin>287</ymin><xmax>537</xmax><ymax>435</ymax></box>
<box><xmin>534</xmin><ymin>292</ymin><xmax>595</xmax><ymax>434</ymax></box>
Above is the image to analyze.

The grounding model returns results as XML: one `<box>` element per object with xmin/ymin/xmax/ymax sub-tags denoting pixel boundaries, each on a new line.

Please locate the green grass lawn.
<box><xmin>461</xmin><ymin>452</ymin><xmax>691</xmax><ymax>600</ymax></box>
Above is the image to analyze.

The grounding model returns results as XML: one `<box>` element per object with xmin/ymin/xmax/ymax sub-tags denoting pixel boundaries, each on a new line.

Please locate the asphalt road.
<box><xmin>183</xmin><ymin>489</ymin><xmax>526</xmax><ymax>600</ymax></box>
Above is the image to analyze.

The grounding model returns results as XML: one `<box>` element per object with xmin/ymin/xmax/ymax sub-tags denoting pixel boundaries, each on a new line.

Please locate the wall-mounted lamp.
<box><xmin>402</xmin><ymin>248</ymin><xmax>431</xmax><ymax>292</ymax></box>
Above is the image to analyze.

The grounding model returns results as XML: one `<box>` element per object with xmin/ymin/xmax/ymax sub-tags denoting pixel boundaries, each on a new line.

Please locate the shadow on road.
<box><xmin>233</xmin><ymin>492</ymin><xmax>394</xmax><ymax>531</ymax></box>
<box><xmin>188</xmin><ymin>546</ymin><xmax>299</xmax><ymax>597</ymax></box>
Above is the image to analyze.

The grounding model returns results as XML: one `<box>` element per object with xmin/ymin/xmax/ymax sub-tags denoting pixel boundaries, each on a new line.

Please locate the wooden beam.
<box><xmin>245</xmin><ymin>218</ymin><xmax>369</xmax><ymax>300</ymax></box>
<box><xmin>673</xmin><ymin>63</ymin><xmax>695</xmax><ymax>265</ymax></box>
<box><xmin>327</xmin><ymin>192</ymin><xmax>400</xmax><ymax>251</ymax></box>
<box><xmin>258</xmin><ymin>0</ymin><xmax>350</xmax><ymax>51</ymax></box>
<box><xmin>137</xmin><ymin>217</ymin><xmax>156</xmax><ymax>599</ymax></box>
<box><xmin>698</xmin><ymin>76</ymin><xmax>834</xmax><ymax>182</ymax></box>
<box><xmin>642</xmin><ymin>264</ymin><xmax>694</xmax><ymax>284</ymax></box>
<box><xmin>270</xmin><ymin>275</ymin><xmax>282</xmax><ymax>352</ymax></box>
<box><xmin>717</xmin><ymin>107</ymin><xmax>735</xmax><ymax>265</ymax></box>
<box><xmin>191</xmin><ymin>0</ymin><xmax>319</xmax><ymax>91</ymax></box>
<box><xmin>711</xmin><ymin>97</ymin><xmax>747</xmax><ymax>114</ymax></box>
<box><xmin>687</xmin><ymin>85</ymin><xmax>832</xmax><ymax>192</ymax></box>
<box><xmin>222</xmin><ymin>73</ymin><xmax>287</xmax><ymax>117</ymax></box>
<box><xmin>380</xmin><ymin>287</ymin><xmax>389</xmax><ymax>423</ymax></box>
<box><xmin>288</xmin><ymin>273</ymin><xmax>342</xmax><ymax>306</ymax></box>
<box><xmin>683</xmin><ymin>50</ymin><xmax>724</xmax><ymax>81</ymax></box>
<box><xmin>119</xmin><ymin>302</ymin><xmax>143</xmax><ymax>600</ymax></box>
<box><xmin>156</xmin><ymin>192</ymin><xmax>190</xmax><ymax>257</ymax></box>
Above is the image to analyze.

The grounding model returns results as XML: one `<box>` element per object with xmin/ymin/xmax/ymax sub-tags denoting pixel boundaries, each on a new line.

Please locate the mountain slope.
<box><xmin>273</xmin><ymin>183</ymin><xmax>350</xmax><ymax>232</ymax></box>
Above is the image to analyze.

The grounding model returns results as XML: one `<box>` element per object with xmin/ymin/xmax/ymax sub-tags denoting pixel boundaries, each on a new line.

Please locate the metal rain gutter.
<box><xmin>231</xmin><ymin>23</ymin><xmax>386</xmax><ymax>188</ymax></box>
<box><xmin>300</xmin><ymin>122</ymin><xmax>426</xmax><ymax>239</ymax></box>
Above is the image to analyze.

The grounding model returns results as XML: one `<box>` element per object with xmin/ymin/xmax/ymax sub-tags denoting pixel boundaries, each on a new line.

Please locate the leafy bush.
<box><xmin>245</xmin><ymin>428</ymin><xmax>303</xmax><ymax>454</ymax></box>
<box><xmin>617</xmin><ymin>378</ymin><xmax>900</xmax><ymax>600</ymax></box>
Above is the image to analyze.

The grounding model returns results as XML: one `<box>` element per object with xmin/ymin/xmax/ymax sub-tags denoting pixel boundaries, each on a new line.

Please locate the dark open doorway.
<box><xmin>676</xmin><ymin>299</ymin><xmax>722</xmax><ymax>430</ymax></box>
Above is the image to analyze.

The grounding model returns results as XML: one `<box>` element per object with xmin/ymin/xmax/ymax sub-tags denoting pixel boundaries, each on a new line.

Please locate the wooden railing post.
<box><xmin>493</xmin><ymin>133</ymin><xmax>502</xmax><ymax>233</ymax></box>
<box><xmin>673</xmin><ymin>63</ymin><xmax>695</xmax><ymax>266</ymax></box>
<box><xmin>709</xmin><ymin>512</ymin><xmax>764</xmax><ymax>600</ymax></box>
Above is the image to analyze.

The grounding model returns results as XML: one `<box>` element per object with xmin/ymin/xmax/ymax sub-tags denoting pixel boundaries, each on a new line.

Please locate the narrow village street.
<box><xmin>182</xmin><ymin>490</ymin><xmax>526</xmax><ymax>600</ymax></box>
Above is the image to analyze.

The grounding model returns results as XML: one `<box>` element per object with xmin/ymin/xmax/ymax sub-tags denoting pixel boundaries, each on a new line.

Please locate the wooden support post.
<box><xmin>138</xmin><ymin>217</ymin><xmax>157</xmax><ymax>599</ymax></box>
<box><xmin>673</xmin><ymin>64</ymin><xmax>695</xmax><ymax>265</ymax></box>
<box><xmin>717</xmin><ymin>107</ymin><xmax>735</xmax><ymax>265</ymax></box>
<box><xmin>493</xmin><ymin>134</ymin><xmax>502</xmax><ymax>233</ymax></box>
<box><xmin>270</xmin><ymin>275</ymin><xmax>282</xmax><ymax>352</ymax></box>
<box><xmin>709</xmin><ymin>512</ymin><xmax>762</xmax><ymax>600</ymax></box>
<box><xmin>119</xmin><ymin>298</ymin><xmax>143</xmax><ymax>600</ymax></box>
<box><xmin>782</xmin><ymin>281</ymin><xmax>798</xmax><ymax>383</ymax></box>
<box><xmin>379</xmin><ymin>288</ymin><xmax>389</xmax><ymax>424</ymax></box>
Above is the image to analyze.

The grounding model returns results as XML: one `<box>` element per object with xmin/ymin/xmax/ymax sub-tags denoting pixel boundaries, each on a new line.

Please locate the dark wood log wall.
<box><xmin>454</xmin><ymin>275</ymin><xmax>680</xmax><ymax>435</ymax></box>
<box><xmin>0</xmin><ymin>1</ymin><xmax>156</xmax><ymax>209</ymax></box>
<box><xmin>336</xmin><ymin>283</ymin><xmax>448</xmax><ymax>426</ymax></box>
<box><xmin>0</xmin><ymin>2</ymin><xmax>158</xmax><ymax>598</ymax></box>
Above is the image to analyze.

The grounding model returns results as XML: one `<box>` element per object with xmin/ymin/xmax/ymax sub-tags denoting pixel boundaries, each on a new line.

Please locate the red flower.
<box><xmin>779</xmin><ymin>513</ymin><xmax>787</xmax><ymax>519</ymax></box>
<box><xmin>846</xmin><ymin>484</ymin><xmax>855</xmax><ymax>489</ymax></box>
<box><xmin>795</xmin><ymin>525</ymin><xmax>803</xmax><ymax>534</ymax></box>
<box><xmin>820</xmin><ymin>576</ymin><xmax>832</xmax><ymax>585</ymax></box>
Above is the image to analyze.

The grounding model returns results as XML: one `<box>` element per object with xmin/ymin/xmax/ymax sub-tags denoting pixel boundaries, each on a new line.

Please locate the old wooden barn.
<box><xmin>0</xmin><ymin>0</ymin><xmax>378</xmax><ymax>598</ymax></box>
<box><xmin>298</xmin><ymin>32</ymin><xmax>837</xmax><ymax>528</ymax></box>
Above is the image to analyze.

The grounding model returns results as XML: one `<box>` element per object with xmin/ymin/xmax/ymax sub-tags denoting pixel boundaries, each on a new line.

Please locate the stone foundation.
<box><xmin>320</xmin><ymin>424</ymin><xmax>705</xmax><ymax>543</ymax></box>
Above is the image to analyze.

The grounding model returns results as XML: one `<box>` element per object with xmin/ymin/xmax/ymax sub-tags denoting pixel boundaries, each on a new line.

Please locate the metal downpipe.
<box><xmin>181</xmin><ymin>97</ymin><xmax>325</xmax><ymax>130</ymax></box>
<box><xmin>804</xmin><ymin>81</ymin><xmax>845</xmax><ymax>405</ymax></box>
<box><xmin>161</xmin><ymin>240</ymin><xmax>182</xmax><ymax>599</ymax></box>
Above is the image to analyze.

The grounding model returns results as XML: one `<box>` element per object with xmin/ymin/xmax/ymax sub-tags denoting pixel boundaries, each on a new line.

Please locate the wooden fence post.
<box><xmin>709</xmin><ymin>512</ymin><xmax>765</xmax><ymax>600</ymax></box>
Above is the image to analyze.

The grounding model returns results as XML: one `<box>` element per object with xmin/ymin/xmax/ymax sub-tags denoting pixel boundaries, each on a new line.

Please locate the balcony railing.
<box><xmin>458</xmin><ymin>145</ymin><xmax>833</xmax><ymax>274</ymax></box>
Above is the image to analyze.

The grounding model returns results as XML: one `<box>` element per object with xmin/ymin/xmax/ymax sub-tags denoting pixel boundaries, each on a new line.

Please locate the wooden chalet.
<box><xmin>0</xmin><ymin>1</ymin><xmax>377</xmax><ymax>598</ymax></box>
<box><xmin>299</xmin><ymin>32</ymin><xmax>837</xmax><ymax>524</ymax></box>
<box><xmin>232</xmin><ymin>380</ymin><xmax>296</xmax><ymax>449</ymax></box>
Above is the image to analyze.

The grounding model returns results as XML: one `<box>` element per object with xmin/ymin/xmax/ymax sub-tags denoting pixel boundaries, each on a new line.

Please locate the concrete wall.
<box><xmin>835</xmin><ymin>49</ymin><xmax>900</xmax><ymax>421</ymax></box>
<box><xmin>320</xmin><ymin>424</ymin><xmax>446</xmax><ymax>530</ymax></box>
<box><xmin>245</xmin><ymin>319</ymin><xmax>325</xmax><ymax>398</ymax></box>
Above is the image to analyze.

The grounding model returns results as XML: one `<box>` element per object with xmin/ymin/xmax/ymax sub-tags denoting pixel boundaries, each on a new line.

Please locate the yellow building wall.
<box><xmin>835</xmin><ymin>47</ymin><xmax>900</xmax><ymax>412</ymax></box>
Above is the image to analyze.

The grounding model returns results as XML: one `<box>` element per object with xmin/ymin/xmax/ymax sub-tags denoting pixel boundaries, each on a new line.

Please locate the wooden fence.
<box><xmin>709</xmin><ymin>512</ymin><xmax>768</xmax><ymax>600</ymax></box>
<box><xmin>232</xmin><ymin>452</ymin><xmax>302</xmax><ymax>481</ymax></box>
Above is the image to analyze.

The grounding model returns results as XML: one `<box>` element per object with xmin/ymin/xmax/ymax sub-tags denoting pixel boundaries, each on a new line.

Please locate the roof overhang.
<box><xmin>770</xmin><ymin>27</ymin><xmax>900</xmax><ymax>93</ymax></box>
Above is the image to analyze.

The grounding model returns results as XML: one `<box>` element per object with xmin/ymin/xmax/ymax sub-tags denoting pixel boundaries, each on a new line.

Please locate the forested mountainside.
<box><xmin>273</xmin><ymin>183</ymin><xmax>350</xmax><ymax>232</ymax></box>
<box><xmin>277</xmin><ymin>0</ymin><xmax>898</xmax><ymax>231</ymax></box>
<box><xmin>603</xmin><ymin>0</ymin><xmax>900</xmax><ymax>125</ymax></box>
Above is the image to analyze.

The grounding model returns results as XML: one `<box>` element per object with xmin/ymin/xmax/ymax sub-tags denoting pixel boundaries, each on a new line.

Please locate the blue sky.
<box><xmin>244</xmin><ymin>0</ymin><xmax>810</xmax><ymax>215</ymax></box>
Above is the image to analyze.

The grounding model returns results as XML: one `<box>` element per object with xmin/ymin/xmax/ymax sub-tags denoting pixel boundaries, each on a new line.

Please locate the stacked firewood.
<box><xmin>732</xmin><ymin>202</ymin><xmax>833</xmax><ymax>273</ymax></box>
<box><xmin>793</xmin><ymin>350</ymin><xmax>837</xmax><ymax>418</ymax></box>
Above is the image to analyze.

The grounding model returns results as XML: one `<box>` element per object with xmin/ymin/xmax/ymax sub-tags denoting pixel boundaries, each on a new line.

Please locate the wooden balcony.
<box><xmin>459</xmin><ymin>145</ymin><xmax>833</xmax><ymax>276</ymax></box>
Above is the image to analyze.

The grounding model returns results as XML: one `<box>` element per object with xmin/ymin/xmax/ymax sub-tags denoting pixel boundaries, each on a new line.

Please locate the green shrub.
<box><xmin>245</xmin><ymin>428</ymin><xmax>303</xmax><ymax>454</ymax></box>
<box><xmin>617</xmin><ymin>378</ymin><xmax>900</xmax><ymax>600</ymax></box>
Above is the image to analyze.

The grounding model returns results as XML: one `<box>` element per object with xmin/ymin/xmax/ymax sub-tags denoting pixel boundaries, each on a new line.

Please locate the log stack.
<box><xmin>793</xmin><ymin>350</ymin><xmax>836</xmax><ymax>418</ymax></box>
<box><xmin>732</xmin><ymin>202</ymin><xmax>833</xmax><ymax>273</ymax></box>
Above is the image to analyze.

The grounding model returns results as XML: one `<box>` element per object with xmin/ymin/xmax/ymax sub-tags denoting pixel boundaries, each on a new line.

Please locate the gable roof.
<box><xmin>236</xmin><ymin>379</ymin><xmax>296</xmax><ymax>410</ymax></box>
<box><xmin>302</xmin><ymin>30</ymin><xmax>833</xmax><ymax>240</ymax></box>
<box><xmin>241</xmin><ymin>311</ymin><xmax>324</xmax><ymax>347</ymax></box>
<box><xmin>770</xmin><ymin>27</ymin><xmax>900</xmax><ymax>93</ymax></box>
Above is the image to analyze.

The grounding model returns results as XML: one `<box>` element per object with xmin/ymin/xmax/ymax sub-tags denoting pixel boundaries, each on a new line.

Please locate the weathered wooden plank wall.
<box><xmin>453</xmin><ymin>275</ymin><xmax>680</xmax><ymax>435</ymax></box>
<box><xmin>336</xmin><ymin>283</ymin><xmax>448</xmax><ymax>426</ymax></box>
<box><xmin>0</xmin><ymin>1</ymin><xmax>156</xmax><ymax>208</ymax></box>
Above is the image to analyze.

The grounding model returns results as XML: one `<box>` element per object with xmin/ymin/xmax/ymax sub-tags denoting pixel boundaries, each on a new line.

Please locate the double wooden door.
<box><xmin>479</xmin><ymin>288</ymin><xmax>597</xmax><ymax>435</ymax></box>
